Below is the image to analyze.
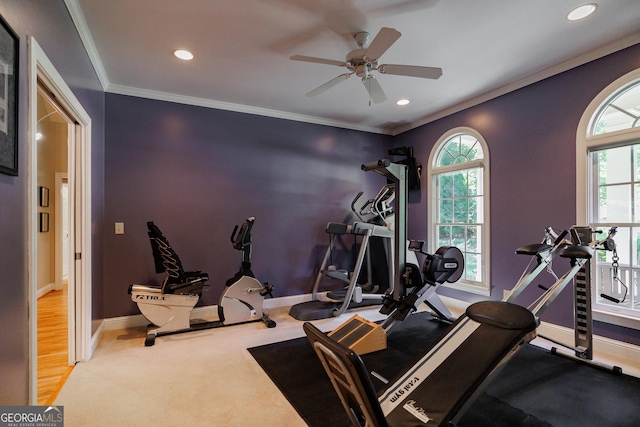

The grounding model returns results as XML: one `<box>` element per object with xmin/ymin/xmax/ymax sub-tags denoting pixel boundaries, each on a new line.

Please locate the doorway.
<box><xmin>35</xmin><ymin>88</ymin><xmax>70</xmax><ymax>404</ymax></box>
<box><xmin>29</xmin><ymin>37</ymin><xmax>93</xmax><ymax>405</ymax></box>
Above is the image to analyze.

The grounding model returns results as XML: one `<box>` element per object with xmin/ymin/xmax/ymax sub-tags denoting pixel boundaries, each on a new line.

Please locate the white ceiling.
<box><xmin>70</xmin><ymin>0</ymin><xmax>640</xmax><ymax>135</ymax></box>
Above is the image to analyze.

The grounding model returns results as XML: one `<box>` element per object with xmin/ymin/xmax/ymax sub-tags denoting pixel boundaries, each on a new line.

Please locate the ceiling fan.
<box><xmin>290</xmin><ymin>27</ymin><xmax>442</xmax><ymax>104</ymax></box>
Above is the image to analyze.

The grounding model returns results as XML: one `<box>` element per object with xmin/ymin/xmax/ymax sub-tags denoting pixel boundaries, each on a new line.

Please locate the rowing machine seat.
<box><xmin>560</xmin><ymin>245</ymin><xmax>593</xmax><ymax>260</ymax></box>
<box><xmin>515</xmin><ymin>243</ymin><xmax>552</xmax><ymax>255</ymax></box>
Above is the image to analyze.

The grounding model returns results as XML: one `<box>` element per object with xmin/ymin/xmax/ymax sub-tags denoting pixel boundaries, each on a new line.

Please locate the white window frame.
<box><xmin>577</xmin><ymin>67</ymin><xmax>640</xmax><ymax>331</ymax></box>
<box><xmin>428</xmin><ymin>127</ymin><xmax>491</xmax><ymax>296</ymax></box>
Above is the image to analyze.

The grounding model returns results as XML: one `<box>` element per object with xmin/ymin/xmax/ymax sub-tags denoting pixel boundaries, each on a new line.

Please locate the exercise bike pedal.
<box><xmin>260</xmin><ymin>282</ymin><xmax>274</xmax><ymax>297</ymax></box>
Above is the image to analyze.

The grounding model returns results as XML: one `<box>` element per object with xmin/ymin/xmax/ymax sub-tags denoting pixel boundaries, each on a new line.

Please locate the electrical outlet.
<box><xmin>115</xmin><ymin>222</ymin><xmax>125</xmax><ymax>235</ymax></box>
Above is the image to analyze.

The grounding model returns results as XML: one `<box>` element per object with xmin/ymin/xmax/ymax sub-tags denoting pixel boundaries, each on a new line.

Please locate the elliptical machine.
<box><xmin>289</xmin><ymin>184</ymin><xmax>400</xmax><ymax>320</ymax></box>
<box><xmin>129</xmin><ymin>216</ymin><xmax>276</xmax><ymax>346</ymax></box>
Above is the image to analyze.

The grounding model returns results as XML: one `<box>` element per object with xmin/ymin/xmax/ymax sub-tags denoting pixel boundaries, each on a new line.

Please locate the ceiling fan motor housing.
<box><xmin>346</xmin><ymin>48</ymin><xmax>377</xmax><ymax>77</ymax></box>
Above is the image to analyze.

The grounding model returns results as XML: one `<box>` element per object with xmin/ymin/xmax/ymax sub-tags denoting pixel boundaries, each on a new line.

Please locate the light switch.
<box><xmin>115</xmin><ymin>222</ymin><xmax>125</xmax><ymax>235</ymax></box>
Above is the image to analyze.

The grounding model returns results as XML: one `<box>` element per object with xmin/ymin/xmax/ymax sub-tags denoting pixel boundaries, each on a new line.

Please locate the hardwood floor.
<box><xmin>37</xmin><ymin>284</ymin><xmax>74</xmax><ymax>405</ymax></box>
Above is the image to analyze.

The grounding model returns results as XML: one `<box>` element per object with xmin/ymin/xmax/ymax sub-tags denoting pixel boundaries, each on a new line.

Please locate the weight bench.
<box><xmin>303</xmin><ymin>300</ymin><xmax>537</xmax><ymax>426</ymax></box>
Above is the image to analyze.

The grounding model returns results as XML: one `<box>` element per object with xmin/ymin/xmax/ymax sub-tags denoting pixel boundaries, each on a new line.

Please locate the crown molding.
<box><xmin>106</xmin><ymin>84</ymin><xmax>389</xmax><ymax>134</ymax></box>
<box><xmin>64</xmin><ymin>0</ymin><xmax>639</xmax><ymax>137</ymax></box>
<box><xmin>64</xmin><ymin>0</ymin><xmax>110</xmax><ymax>90</ymax></box>
<box><xmin>391</xmin><ymin>33</ymin><xmax>640</xmax><ymax>136</ymax></box>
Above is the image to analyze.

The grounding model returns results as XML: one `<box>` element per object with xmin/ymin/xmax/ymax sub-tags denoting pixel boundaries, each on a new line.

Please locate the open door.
<box><xmin>29</xmin><ymin>37</ymin><xmax>93</xmax><ymax>404</ymax></box>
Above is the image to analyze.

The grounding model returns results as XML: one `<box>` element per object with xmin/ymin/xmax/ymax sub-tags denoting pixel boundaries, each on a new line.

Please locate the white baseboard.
<box><xmin>37</xmin><ymin>283</ymin><xmax>54</xmax><ymax>299</ymax></box>
<box><xmin>263</xmin><ymin>292</ymin><xmax>317</xmax><ymax>309</ymax></box>
<box><xmin>95</xmin><ymin>293</ymin><xmax>640</xmax><ymax>376</ymax></box>
<box><xmin>101</xmin><ymin>293</ymin><xmax>312</xmax><ymax>332</ymax></box>
<box><xmin>89</xmin><ymin>320</ymin><xmax>105</xmax><ymax>360</ymax></box>
<box><xmin>534</xmin><ymin>321</ymin><xmax>640</xmax><ymax>374</ymax></box>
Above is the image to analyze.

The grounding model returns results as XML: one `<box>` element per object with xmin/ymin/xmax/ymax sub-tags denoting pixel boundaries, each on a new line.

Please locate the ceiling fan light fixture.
<box><xmin>396</xmin><ymin>99</ymin><xmax>410</xmax><ymax>106</ymax></box>
<box><xmin>567</xmin><ymin>3</ymin><xmax>597</xmax><ymax>21</ymax></box>
<box><xmin>173</xmin><ymin>49</ymin><xmax>194</xmax><ymax>60</ymax></box>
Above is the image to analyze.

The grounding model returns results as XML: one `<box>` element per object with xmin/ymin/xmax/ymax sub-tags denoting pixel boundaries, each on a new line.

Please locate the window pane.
<box><xmin>439</xmin><ymin>151</ymin><xmax>454</xmax><ymax>167</ymax></box>
<box><xmin>451</xmin><ymin>225</ymin><xmax>465</xmax><ymax>247</ymax></box>
<box><xmin>635</xmin><ymin>185</ymin><xmax>640</xmax><ymax>223</ymax></box>
<box><xmin>473</xmin><ymin>195</ymin><xmax>484</xmax><ymax>222</ymax></box>
<box><xmin>592</xmin><ymin>81</ymin><xmax>640</xmax><ymax>135</ymax></box>
<box><xmin>467</xmin><ymin>168</ymin><xmax>479</xmax><ymax>196</ymax></box>
<box><xmin>453</xmin><ymin>172</ymin><xmax>467</xmax><ymax>197</ymax></box>
<box><xmin>438</xmin><ymin>226</ymin><xmax>451</xmax><ymax>247</ymax></box>
<box><xmin>464</xmin><ymin>253</ymin><xmax>481</xmax><ymax>282</ymax></box>
<box><xmin>453</xmin><ymin>198</ymin><xmax>468</xmax><ymax>223</ymax></box>
<box><xmin>468</xmin><ymin>197</ymin><xmax>478</xmax><ymax>223</ymax></box>
<box><xmin>467</xmin><ymin>226</ymin><xmax>479</xmax><ymax>252</ymax></box>
<box><xmin>599</xmin><ymin>184</ymin><xmax>632</xmax><ymax>222</ymax></box>
<box><xmin>439</xmin><ymin>174</ymin><xmax>453</xmax><ymax>198</ymax></box>
<box><xmin>436</xmin><ymin>133</ymin><xmax>484</xmax><ymax>167</ymax></box>
<box><xmin>634</xmin><ymin>227</ymin><xmax>640</xmax><ymax>267</ymax></box>
<box><xmin>601</xmin><ymin>146</ymin><xmax>631</xmax><ymax>184</ymax></box>
<box><xmin>439</xmin><ymin>199</ymin><xmax>452</xmax><ymax>222</ymax></box>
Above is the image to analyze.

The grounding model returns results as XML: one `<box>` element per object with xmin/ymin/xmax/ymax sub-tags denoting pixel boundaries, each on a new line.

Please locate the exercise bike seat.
<box><xmin>146</xmin><ymin>221</ymin><xmax>209</xmax><ymax>295</ymax></box>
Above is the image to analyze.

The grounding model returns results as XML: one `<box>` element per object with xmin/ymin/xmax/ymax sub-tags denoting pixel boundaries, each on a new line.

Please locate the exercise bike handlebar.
<box><xmin>230</xmin><ymin>216</ymin><xmax>255</xmax><ymax>251</ymax></box>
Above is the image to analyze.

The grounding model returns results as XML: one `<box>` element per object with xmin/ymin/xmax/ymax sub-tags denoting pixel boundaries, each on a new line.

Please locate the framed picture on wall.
<box><xmin>0</xmin><ymin>14</ymin><xmax>18</xmax><ymax>176</ymax></box>
<box><xmin>39</xmin><ymin>212</ymin><xmax>49</xmax><ymax>232</ymax></box>
<box><xmin>39</xmin><ymin>186</ymin><xmax>49</xmax><ymax>207</ymax></box>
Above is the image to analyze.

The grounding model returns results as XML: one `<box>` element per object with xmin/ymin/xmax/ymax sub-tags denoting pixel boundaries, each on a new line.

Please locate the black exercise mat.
<box><xmin>248</xmin><ymin>312</ymin><xmax>640</xmax><ymax>427</ymax></box>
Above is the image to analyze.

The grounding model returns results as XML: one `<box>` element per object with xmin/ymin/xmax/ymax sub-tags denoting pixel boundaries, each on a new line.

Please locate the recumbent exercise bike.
<box><xmin>129</xmin><ymin>216</ymin><xmax>275</xmax><ymax>346</ymax></box>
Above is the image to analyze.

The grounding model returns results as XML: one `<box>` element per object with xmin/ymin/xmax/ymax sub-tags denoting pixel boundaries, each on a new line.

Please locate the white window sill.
<box><xmin>593</xmin><ymin>308</ymin><xmax>640</xmax><ymax>331</ymax></box>
<box><xmin>442</xmin><ymin>281</ymin><xmax>490</xmax><ymax>297</ymax></box>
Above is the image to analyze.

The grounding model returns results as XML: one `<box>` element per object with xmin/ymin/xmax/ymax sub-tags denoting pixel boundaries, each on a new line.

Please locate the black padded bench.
<box><xmin>304</xmin><ymin>300</ymin><xmax>538</xmax><ymax>426</ymax></box>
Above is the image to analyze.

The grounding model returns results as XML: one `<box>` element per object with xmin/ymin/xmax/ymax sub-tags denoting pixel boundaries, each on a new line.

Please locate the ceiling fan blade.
<box><xmin>290</xmin><ymin>54</ymin><xmax>346</xmax><ymax>67</ymax></box>
<box><xmin>362</xmin><ymin>76</ymin><xmax>387</xmax><ymax>104</ymax></box>
<box><xmin>378</xmin><ymin>64</ymin><xmax>443</xmax><ymax>79</ymax></box>
<box><xmin>306</xmin><ymin>73</ymin><xmax>352</xmax><ymax>97</ymax></box>
<box><xmin>364</xmin><ymin>27</ymin><xmax>401</xmax><ymax>62</ymax></box>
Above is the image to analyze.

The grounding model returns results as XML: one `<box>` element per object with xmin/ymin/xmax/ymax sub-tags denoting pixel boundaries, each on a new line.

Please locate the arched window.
<box><xmin>577</xmin><ymin>69</ymin><xmax>640</xmax><ymax>330</ymax></box>
<box><xmin>428</xmin><ymin>127</ymin><xmax>490</xmax><ymax>295</ymax></box>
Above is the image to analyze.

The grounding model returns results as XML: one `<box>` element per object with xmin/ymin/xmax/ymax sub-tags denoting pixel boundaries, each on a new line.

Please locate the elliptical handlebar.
<box><xmin>361</xmin><ymin>159</ymin><xmax>390</xmax><ymax>171</ymax></box>
<box><xmin>350</xmin><ymin>191</ymin><xmax>367</xmax><ymax>222</ymax></box>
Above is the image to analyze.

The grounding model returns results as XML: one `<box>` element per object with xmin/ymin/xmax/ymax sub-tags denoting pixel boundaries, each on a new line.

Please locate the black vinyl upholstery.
<box><xmin>146</xmin><ymin>222</ymin><xmax>208</xmax><ymax>294</ymax></box>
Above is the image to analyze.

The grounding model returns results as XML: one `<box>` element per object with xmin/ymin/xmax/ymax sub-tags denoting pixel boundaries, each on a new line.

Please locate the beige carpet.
<box><xmin>55</xmin><ymin>301</ymin><xmax>638</xmax><ymax>426</ymax></box>
<box><xmin>54</xmin><ymin>305</ymin><xmax>387</xmax><ymax>426</ymax></box>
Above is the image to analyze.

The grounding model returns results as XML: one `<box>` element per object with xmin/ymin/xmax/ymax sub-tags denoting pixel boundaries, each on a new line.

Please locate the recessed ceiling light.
<box><xmin>567</xmin><ymin>3</ymin><xmax>597</xmax><ymax>21</ymax></box>
<box><xmin>36</xmin><ymin>132</ymin><xmax>43</xmax><ymax>141</ymax></box>
<box><xmin>173</xmin><ymin>49</ymin><xmax>194</xmax><ymax>60</ymax></box>
<box><xmin>396</xmin><ymin>99</ymin><xmax>410</xmax><ymax>106</ymax></box>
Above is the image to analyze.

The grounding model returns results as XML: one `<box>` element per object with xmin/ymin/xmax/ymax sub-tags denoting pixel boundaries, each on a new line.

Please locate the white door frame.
<box><xmin>28</xmin><ymin>37</ymin><xmax>93</xmax><ymax>404</ymax></box>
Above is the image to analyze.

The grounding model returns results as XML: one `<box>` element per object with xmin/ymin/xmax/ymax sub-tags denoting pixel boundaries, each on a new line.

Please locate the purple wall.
<box><xmin>394</xmin><ymin>43</ymin><xmax>640</xmax><ymax>345</ymax></box>
<box><xmin>0</xmin><ymin>1</ymin><xmax>105</xmax><ymax>404</ymax></box>
<box><xmin>104</xmin><ymin>45</ymin><xmax>640</xmax><ymax>347</ymax></box>
<box><xmin>104</xmin><ymin>94</ymin><xmax>391</xmax><ymax>317</ymax></box>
